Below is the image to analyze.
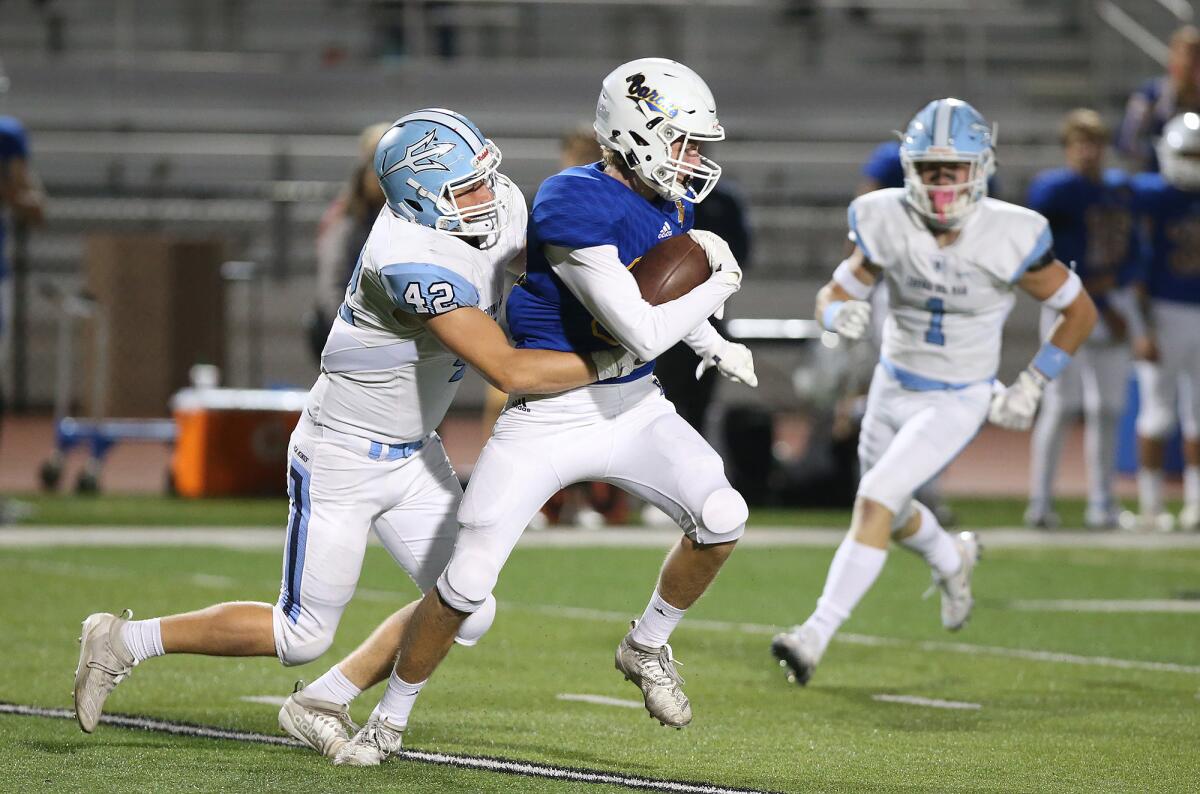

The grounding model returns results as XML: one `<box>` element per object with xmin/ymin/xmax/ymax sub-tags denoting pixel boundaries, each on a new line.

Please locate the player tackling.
<box><xmin>332</xmin><ymin>57</ymin><xmax>755</xmax><ymax>766</ymax></box>
<box><xmin>771</xmin><ymin>98</ymin><xmax>1097</xmax><ymax>685</ymax></box>
<box><xmin>72</xmin><ymin>109</ymin><xmax>643</xmax><ymax>748</ymax></box>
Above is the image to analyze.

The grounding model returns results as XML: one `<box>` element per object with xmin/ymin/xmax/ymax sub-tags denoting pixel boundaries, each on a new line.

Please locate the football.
<box><xmin>631</xmin><ymin>233</ymin><xmax>711</xmax><ymax>305</ymax></box>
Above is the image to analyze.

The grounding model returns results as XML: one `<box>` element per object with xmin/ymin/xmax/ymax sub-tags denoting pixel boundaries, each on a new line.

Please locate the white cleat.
<box><xmin>333</xmin><ymin>716</ymin><xmax>405</xmax><ymax>766</ymax></box>
<box><xmin>769</xmin><ymin>624</ymin><xmax>824</xmax><ymax>686</ymax></box>
<box><xmin>1083</xmin><ymin>505</ymin><xmax>1119</xmax><ymax>531</ymax></box>
<box><xmin>933</xmin><ymin>531</ymin><xmax>980</xmax><ymax>631</ymax></box>
<box><xmin>614</xmin><ymin>621</ymin><xmax>692</xmax><ymax>728</ymax></box>
<box><xmin>73</xmin><ymin>610</ymin><xmax>136</xmax><ymax>733</ymax></box>
<box><xmin>1178</xmin><ymin>504</ymin><xmax>1200</xmax><ymax>532</ymax></box>
<box><xmin>278</xmin><ymin>682</ymin><xmax>358</xmax><ymax>759</ymax></box>
<box><xmin>1118</xmin><ymin>510</ymin><xmax>1175</xmax><ymax>533</ymax></box>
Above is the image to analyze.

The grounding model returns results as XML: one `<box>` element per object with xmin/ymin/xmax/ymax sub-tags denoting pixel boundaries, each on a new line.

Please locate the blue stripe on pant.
<box><xmin>280</xmin><ymin>461</ymin><xmax>311</xmax><ymax>623</ymax></box>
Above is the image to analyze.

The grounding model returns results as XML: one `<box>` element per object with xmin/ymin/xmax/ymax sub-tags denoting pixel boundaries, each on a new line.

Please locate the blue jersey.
<box><xmin>0</xmin><ymin>116</ymin><xmax>31</xmax><ymax>280</ymax></box>
<box><xmin>506</xmin><ymin>163</ymin><xmax>695</xmax><ymax>383</ymax></box>
<box><xmin>1130</xmin><ymin>172</ymin><xmax>1200</xmax><ymax>304</ymax></box>
<box><xmin>1025</xmin><ymin>167</ymin><xmax>1137</xmax><ymax>287</ymax></box>
<box><xmin>862</xmin><ymin>141</ymin><xmax>905</xmax><ymax>189</ymax></box>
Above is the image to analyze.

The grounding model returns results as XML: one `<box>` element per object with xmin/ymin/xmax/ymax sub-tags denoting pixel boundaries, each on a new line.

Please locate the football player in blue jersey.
<box><xmin>72</xmin><ymin>109</ymin><xmax>644</xmax><ymax>750</ymax></box>
<box><xmin>1125</xmin><ymin>112</ymin><xmax>1200</xmax><ymax>531</ymax></box>
<box><xmin>335</xmin><ymin>58</ymin><xmax>756</xmax><ymax>765</ymax></box>
<box><xmin>1025</xmin><ymin>110</ymin><xmax>1138</xmax><ymax>530</ymax></box>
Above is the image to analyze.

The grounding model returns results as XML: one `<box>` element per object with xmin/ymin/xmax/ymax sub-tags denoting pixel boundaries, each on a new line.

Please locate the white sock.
<box><xmin>373</xmin><ymin>671</ymin><xmax>426</xmax><ymax>728</ymax></box>
<box><xmin>1138</xmin><ymin>468</ymin><xmax>1164</xmax><ymax>515</ymax></box>
<box><xmin>804</xmin><ymin>538</ymin><xmax>887</xmax><ymax>652</ymax></box>
<box><xmin>896</xmin><ymin>502</ymin><xmax>960</xmax><ymax>579</ymax></box>
<box><xmin>1185</xmin><ymin>466</ymin><xmax>1200</xmax><ymax>508</ymax></box>
<box><xmin>629</xmin><ymin>589</ymin><xmax>686</xmax><ymax>648</ymax></box>
<box><xmin>120</xmin><ymin>618</ymin><xmax>164</xmax><ymax>663</ymax></box>
<box><xmin>302</xmin><ymin>664</ymin><xmax>362</xmax><ymax>706</ymax></box>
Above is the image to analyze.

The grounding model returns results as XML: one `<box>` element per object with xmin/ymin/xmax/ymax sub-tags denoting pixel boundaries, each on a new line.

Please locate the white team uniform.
<box><xmin>849</xmin><ymin>188</ymin><xmax>1052</xmax><ymax>519</ymax></box>
<box><xmin>270</xmin><ymin>180</ymin><xmax>526</xmax><ymax>664</ymax></box>
<box><xmin>1028</xmin><ymin>307</ymin><xmax>1129</xmax><ymax>518</ymax></box>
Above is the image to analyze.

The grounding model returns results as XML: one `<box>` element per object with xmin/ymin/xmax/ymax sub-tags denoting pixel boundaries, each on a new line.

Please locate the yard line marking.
<box><xmin>507</xmin><ymin>603</ymin><xmax>1200</xmax><ymax>675</ymax></box>
<box><xmin>5</xmin><ymin>527</ymin><xmax>1200</xmax><ymax>550</ymax></box>
<box><xmin>872</xmin><ymin>694</ymin><xmax>982</xmax><ymax>710</ymax></box>
<box><xmin>557</xmin><ymin>693</ymin><xmax>644</xmax><ymax>709</ymax></box>
<box><xmin>0</xmin><ymin>703</ymin><xmax>779</xmax><ymax>794</ymax></box>
<box><xmin>1008</xmin><ymin>599</ymin><xmax>1200</xmax><ymax>614</ymax></box>
<box><xmin>238</xmin><ymin>696</ymin><xmax>287</xmax><ymax>706</ymax></box>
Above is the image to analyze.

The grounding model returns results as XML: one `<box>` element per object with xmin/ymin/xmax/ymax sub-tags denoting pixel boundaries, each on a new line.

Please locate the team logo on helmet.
<box><xmin>624</xmin><ymin>73</ymin><xmax>688</xmax><ymax>119</ymax></box>
<box><xmin>380</xmin><ymin>129</ymin><xmax>456</xmax><ymax>177</ymax></box>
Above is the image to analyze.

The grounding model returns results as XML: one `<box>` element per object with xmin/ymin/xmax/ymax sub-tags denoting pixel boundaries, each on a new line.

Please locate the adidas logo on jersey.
<box><xmin>509</xmin><ymin>397</ymin><xmax>530</xmax><ymax>413</ymax></box>
<box><xmin>657</xmin><ymin>222</ymin><xmax>673</xmax><ymax>240</ymax></box>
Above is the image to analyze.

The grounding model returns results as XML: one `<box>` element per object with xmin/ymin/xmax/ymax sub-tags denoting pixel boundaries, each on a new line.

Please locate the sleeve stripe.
<box><xmin>847</xmin><ymin>204</ymin><xmax>875</xmax><ymax>262</ymax></box>
<box><xmin>1010</xmin><ymin>226</ymin><xmax>1054</xmax><ymax>284</ymax></box>
<box><xmin>379</xmin><ymin>262</ymin><xmax>480</xmax><ymax>312</ymax></box>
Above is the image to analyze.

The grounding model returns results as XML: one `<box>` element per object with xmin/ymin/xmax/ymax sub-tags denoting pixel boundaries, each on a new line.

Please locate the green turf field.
<box><xmin>1</xmin><ymin>527</ymin><xmax>1197</xmax><ymax>792</ymax></box>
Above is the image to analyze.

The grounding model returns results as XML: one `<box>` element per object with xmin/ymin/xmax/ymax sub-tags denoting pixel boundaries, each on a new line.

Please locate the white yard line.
<box><xmin>871</xmin><ymin>694</ymin><xmax>981</xmax><ymax>710</ymax></box>
<box><xmin>557</xmin><ymin>693</ymin><xmax>644</xmax><ymax>710</ymax></box>
<box><xmin>0</xmin><ymin>703</ymin><xmax>777</xmax><ymax>794</ymax></box>
<box><xmin>238</xmin><ymin>695</ymin><xmax>288</xmax><ymax>706</ymax></box>
<box><xmin>1008</xmin><ymin>599</ymin><xmax>1200</xmax><ymax>613</ymax></box>
<box><xmin>5</xmin><ymin>526</ymin><xmax>1200</xmax><ymax>549</ymax></box>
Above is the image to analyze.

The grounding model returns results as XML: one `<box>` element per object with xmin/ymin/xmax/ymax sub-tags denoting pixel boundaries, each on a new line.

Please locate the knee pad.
<box><xmin>436</xmin><ymin>545</ymin><xmax>501</xmax><ymax>613</ymax></box>
<box><xmin>272</xmin><ymin>603</ymin><xmax>337</xmax><ymax>667</ymax></box>
<box><xmin>1136</xmin><ymin>399</ymin><xmax>1173</xmax><ymax>440</ymax></box>
<box><xmin>695</xmin><ymin>487</ymin><xmax>747</xmax><ymax>544</ymax></box>
<box><xmin>454</xmin><ymin>594</ymin><xmax>496</xmax><ymax>647</ymax></box>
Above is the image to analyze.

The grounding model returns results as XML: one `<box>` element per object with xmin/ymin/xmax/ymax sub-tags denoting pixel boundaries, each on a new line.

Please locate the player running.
<box><xmin>1125</xmin><ymin>112</ymin><xmax>1200</xmax><ymax>532</ymax></box>
<box><xmin>72</xmin><ymin>109</ymin><xmax>642</xmax><ymax>750</ymax></box>
<box><xmin>771</xmin><ymin>98</ymin><xmax>1097</xmax><ymax>685</ymax></box>
<box><xmin>1025</xmin><ymin>109</ymin><xmax>1137</xmax><ymax>530</ymax></box>
<box><xmin>333</xmin><ymin>57</ymin><xmax>755</xmax><ymax>766</ymax></box>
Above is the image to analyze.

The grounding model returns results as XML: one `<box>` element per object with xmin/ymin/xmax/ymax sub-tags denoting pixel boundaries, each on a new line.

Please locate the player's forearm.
<box><xmin>815</xmin><ymin>282</ymin><xmax>851</xmax><ymax>321</ymax></box>
<box><xmin>1043</xmin><ymin>291</ymin><xmax>1099</xmax><ymax>359</ymax></box>
<box><xmin>683</xmin><ymin>320</ymin><xmax>722</xmax><ymax>356</ymax></box>
<box><xmin>484</xmin><ymin>348</ymin><xmax>596</xmax><ymax>395</ymax></box>
<box><xmin>609</xmin><ymin>277</ymin><xmax>735</xmax><ymax>361</ymax></box>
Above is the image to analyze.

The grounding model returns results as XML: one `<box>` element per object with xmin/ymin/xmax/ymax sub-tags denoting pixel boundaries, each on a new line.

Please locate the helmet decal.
<box><xmin>380</xmin><ymin>129</ymin><xmax>456</xmax><ymax>177</ymax></box>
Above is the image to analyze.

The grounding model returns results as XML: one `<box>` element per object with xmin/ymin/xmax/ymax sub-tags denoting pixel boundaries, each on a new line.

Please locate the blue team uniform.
<box><xmin>1130</xmin><ymin>172</ymin><xmax>1200</xmax><ymax>305</ymax></box>
<box><xmin>506</xmin><ymin>162</ymin><xmax>695</xmax><ymax>383</ymax></box>
<box><xmin>862</xmin><ymin>141</ymin><xmax>905</xmax><ymax>189</ymax></box>
<box><xmin>0</xmin><ymin>116</ymin><xmax>31</xmax><ymax>282</ymax></box>
<box><xmin>1026</xmin><ymin>167</ymin><xmax>1137</xmax><ymax>289</ymax></box>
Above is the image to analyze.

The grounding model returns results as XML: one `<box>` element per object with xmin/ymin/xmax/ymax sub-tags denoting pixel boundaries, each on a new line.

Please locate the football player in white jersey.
<box><xmin>72</xmin><ymin>109</ymin><xmax>642</xmax><ymax>749</ymax></box>
<box><xmin>771</xmin><ymin>99</ymin><xmax>1097</xmax><ymax>686</ymax></box>
<box><xmin>333</xmin><ymin>58</ymin><xmax>755</xmax><ymax>766</ymax></box>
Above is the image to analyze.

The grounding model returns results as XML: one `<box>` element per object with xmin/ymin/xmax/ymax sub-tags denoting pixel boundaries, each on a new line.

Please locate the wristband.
<box><xmin>822</xmin><ymin>301</ymin><xmax>845</xmax><ymax>332</ymax></box>
<box><xmin>1031</xmin><ymin>341</ymin><xmax>1071</xmax><ymax>380</ymax></box>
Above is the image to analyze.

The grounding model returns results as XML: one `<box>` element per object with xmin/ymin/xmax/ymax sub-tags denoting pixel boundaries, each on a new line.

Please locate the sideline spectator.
<box><xmin>1117</xmin><ymin>25</ymin><xmax>1200</xmax><ymax>172</ymax></box>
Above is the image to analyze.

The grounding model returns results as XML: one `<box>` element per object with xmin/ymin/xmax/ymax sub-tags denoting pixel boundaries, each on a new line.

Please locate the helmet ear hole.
<box><xmin>405</xmin><ymin>199</ymin><xmax>423</xmax><ymax>213</ymax></box>
<box><xmin>628</xmin><ymin>131</ymin><xmax>650</xmax><ymax>147</ymax></box>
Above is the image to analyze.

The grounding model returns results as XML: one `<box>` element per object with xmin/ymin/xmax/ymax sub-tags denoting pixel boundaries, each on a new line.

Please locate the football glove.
<box><xmin>695</xmin><ymin>339</ymin><xmax>758</xmax><ymax>388</ymax></box>
<box><xmin>988</xmin><ymin>369</ymin><xmax>1045</xmax><ymax>431</ymax></box>
<box><xmin>689</xmin><ymin>229</ymin><xmax>742</xmax><ymax>283</ymax></box>
<box><xmin>591</xmin><ymin>347</ymin><xmax>642</xmax><ymax>382</ymax></box>
<box><xmin>826</xmin><ymin>300</ymin><xmax>871</xmax><ymax>341</ymax></box>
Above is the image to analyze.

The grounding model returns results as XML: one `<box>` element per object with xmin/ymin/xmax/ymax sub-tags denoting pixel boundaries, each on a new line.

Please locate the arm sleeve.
<box><xmin>380</xmin><ymin>262</ymin><xmax>480</xmax><ymax>316</ymax></box>
<box><xmin>683</xmin><ymin>320</ymin><xmax>724</xmax><ymax>357</ymax></box>
<box><xmin>549</xmin><ymin>244</ymin><xmax>737</xmax><ymax>361</ymax></box>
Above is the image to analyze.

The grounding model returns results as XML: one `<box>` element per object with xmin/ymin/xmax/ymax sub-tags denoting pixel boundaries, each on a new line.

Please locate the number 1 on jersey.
<box><xmin>924</xmin><ymin>297</ymin><xmax>946</xmax><ymax>346</ymax></box>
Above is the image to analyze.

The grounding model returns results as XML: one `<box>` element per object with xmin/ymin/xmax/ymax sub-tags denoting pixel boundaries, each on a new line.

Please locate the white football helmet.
<box><xmin>594</xmin><ymin>57</ymin><xmax>724</xmax><ymax>203</ymax></box>
<box><xmin>1158</xmin><ymin>112</ymin><xmax>1200</xmax><ymax>190</ymax></box>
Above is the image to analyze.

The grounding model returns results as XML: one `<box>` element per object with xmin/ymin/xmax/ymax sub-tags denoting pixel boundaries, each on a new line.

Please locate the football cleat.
<box><xmin>1178</xmin><ymin>504</ymin><xmax>1200</xmax><ymax>532</ymax></box>
<box><xmin>73</xmin><ymin>610</ymin><xmax>136</xmax><ymax>733</ymax></box>
<box><xmin>278</xmin><ymin>682</ymin><xmax>358</xmax><ymax>759</ymax></box>
<box><xmin>770</xmin><ymin>624</ymin><xmax>824</xmax><ymax>686</ymax></box>
<box><xmin>333</xmin><ymin>716</ymin><xmax>405</xmax><ymax>767</ymax></box>
<box><xmin>614</xmin><ymin>621</ymin><xmax>692</xmax><ymax>728</ymax></box>
<box><xmin>1083</xmin><ymin>505</ymin><xmax>1119</xmax><ymax>531</ymax></box>
<box><xmin>932</xmin><ymin>531</ymin><xmax>980</xmax><ymax>631</ymax></box>
<box><xmin>1023</xmin><ymin>506</ymin><xmax>1061</xmax><ymax>531</ymax></box>
<box><xmin>1118</xmin><ymin>510</ymin><xmax>1175</xmax><ymax>533</ymax></box>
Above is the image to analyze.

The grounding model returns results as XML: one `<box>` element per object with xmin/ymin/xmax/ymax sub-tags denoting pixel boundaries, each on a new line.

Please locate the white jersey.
<box><xmin>306</xmin><ymin>178</ymin><xmax>527</xmax><ymax>444</ymax></box>
<box><xmin>849</xmin><ymin>188</ymin><xmax>1052</xmax><ymax>385</ymax></box>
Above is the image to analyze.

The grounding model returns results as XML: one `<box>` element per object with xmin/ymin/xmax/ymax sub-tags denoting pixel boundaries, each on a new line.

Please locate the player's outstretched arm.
<box><xmin>815</xmin><ymin>246</ymin><xmax>879</xmax><ymax>341</ymax></box>
<box><xmin>549</xmin><ymin>244</ymin><xmax>740</xmax><ymax>362</ymax></box>
<box><xmin>425</xmin><ymin>306</ymin><xmax>636</xmax><ymax>394</ymax></box>
<box><xmin>990</xmin><ymin>259</ymin><xmax>1098</xmax><ymax>431</ymax></box>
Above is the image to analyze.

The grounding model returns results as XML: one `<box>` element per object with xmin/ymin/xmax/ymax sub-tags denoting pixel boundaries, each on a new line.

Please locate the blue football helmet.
<box><xmin>899</xmin><ymin>98</ymin><xmax>996</xmax><ymax>227</ymax></box>
<box><xmin>374</xmin><ymin>108</ymin><xmax>509</xmax><ymax>237</ymax></box>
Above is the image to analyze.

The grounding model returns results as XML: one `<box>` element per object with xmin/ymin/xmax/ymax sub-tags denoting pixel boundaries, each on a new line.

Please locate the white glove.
<box><xmin>695</xmin><ymin>339</ymin><xmax>758</xmax><ymax>387</ymax></box>
<box><xmin>689</xmin><ymin>230</ymin><xmax>741</xmax><ymax>319</ymax></box>
<box><xmin>825</xmin><ymin>300</ymin><xmax>871</xmax><ymax>341</ymax></box>
<box><xmin>988</xmin><ymin>369</ymin><xmax>1045</xmax><ymax>431</ymax></box>
<box><xmin>590</xmin><ymin>347</ymin><xmax>642</xmax><ymax>382</ymax></box>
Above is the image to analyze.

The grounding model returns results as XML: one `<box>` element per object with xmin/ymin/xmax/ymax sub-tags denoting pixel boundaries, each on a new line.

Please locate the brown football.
<box><xmin>631</xmin><ymin>234</ymin><xmax>710</xmax><ymax>305</ymax></box>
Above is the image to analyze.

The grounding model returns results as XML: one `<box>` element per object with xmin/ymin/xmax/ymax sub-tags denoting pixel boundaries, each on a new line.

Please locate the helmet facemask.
<box><xmin>1158</xmin><ymin>113</ymin><xmax>1200</xmax><ymax>191</ymax></box>
<box><xmin>901</xmin><ymin>148</ymin><xmax>993</xmax><ymax>228</ymax></box>
<box><xmin>400</xmin><ymin>139</ymin><xmax>510</xmax><ymax>239</ymax></box>
<box><xmin>639</xmin><ymin>122</ymin><xmax>724</xmax><ymax>203</ymax></box>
